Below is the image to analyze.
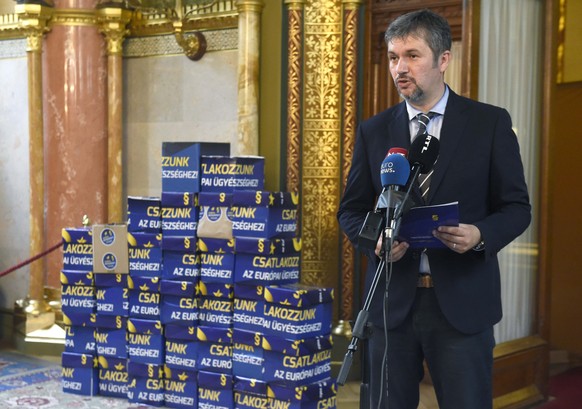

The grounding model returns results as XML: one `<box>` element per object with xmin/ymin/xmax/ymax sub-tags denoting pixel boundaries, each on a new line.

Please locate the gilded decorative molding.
<box><xmin>339</xmin><ymin>0</ymin><xmax>362</xmax><ymax>322</ymax></box>
<box><xmin>285</xmin><ymin>0</ymin><xmax>304</xmax><ymax>194</ymax></box>
<box><xmin>49</xmin><ymin>9</ymin><xmax>98</xmax><ymax>28</ymax></box>
<box><xmin>14</xmin><ymin>4</ymin><xmax>52</xmax><ymax>52</ymax></box>
<box><xmin>123</xmin><ymin>28</ymin><xmax>237</xmax><ymax>57</ymax></box>
<box><xmin>234</xmin><ymin>0</ymin><xmax>264</xmax><ymax>13</ymax></box>
<box><xmin>284</xmin><ymin>0</ymin><xmax>306</xmax><ymax>11</ymax></box>
<box><xmin>301</xmin><ymin>0</ymin><xmax>342</xmax><ymax>288</ymax></box>
<box><xmin>129</xmin><ymin>11</ymin><xmax>237</xmax><ymax>37</ymax></box>
<box><xmin>3</xmin><ymin>2</ymin><xmax>237</xmax><ymax>41</ymax></box>
<box><xmin>0</xmin><ymin>13</ymin><xmax>23</xmax><ymax>40</ymax></box>
<box><xmin>97</xmin><ymin>7</ymin><xmax>132</xmax><ymax>55</ymax></box>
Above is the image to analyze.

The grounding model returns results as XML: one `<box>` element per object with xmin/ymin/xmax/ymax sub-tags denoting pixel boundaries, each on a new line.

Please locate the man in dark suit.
<box><xmin>337</xmin><ymin>9</ymin><xmax>531</xmax><ymax>409</ymax></box>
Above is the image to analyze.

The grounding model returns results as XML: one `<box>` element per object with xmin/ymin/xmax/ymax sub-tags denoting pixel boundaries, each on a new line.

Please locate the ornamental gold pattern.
<box><xmin>339</xmin><ymin>1</ymin><xmax>361</xmax><ymax>321</ymax></box>
<box><xmin>302</xmin><ymin>0</ymin><xmax>342</xmax><ymax>290</ymax></box>
<box><xmin>285</xmin><ymin>2</ymin><xmax>304</xmax><ymax>195</ymax></box>
<box><xmin>97</xmin><ymin>8</ymin><xmax>132</xmax><ymax>56</ymax></box>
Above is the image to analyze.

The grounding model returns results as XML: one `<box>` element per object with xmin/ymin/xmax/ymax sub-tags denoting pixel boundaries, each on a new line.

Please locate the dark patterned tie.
<box><xmin>415</xmin><ymin>112</ymin><xmax>438</xmax><ymax>200</ymax></box>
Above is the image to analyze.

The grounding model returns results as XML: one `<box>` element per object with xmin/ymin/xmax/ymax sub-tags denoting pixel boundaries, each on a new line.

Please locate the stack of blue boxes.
<box><xmin>61</xmin><ymin>141</ymin><xmax>338</xmax><ymax>408</ymax></box>
<box><xmin>161</xmin><ymin>142</ymin><xmax>230</xmax><ymax>408</ymax></box>
<box><xmin>61</xmin><ymin>227</ymin><xmax>98</xmax><ymax>396</ymax></box>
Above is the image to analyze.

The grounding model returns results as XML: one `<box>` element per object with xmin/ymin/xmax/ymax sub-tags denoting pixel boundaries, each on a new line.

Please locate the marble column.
<box><xmin>235</xmin><ymin>0</ymin><xmax>264</xmax><ymax>156</ymax></box>
<box><xmin>44</xmin><ymin>0</ymin><xmax>108</xmax><ymax>288</ymax></box>
<box><xmin>15</xmin><ymin>4</ymin><xmax>52</xmax><ymax>305</ymax></box>
<box><xmin>97</xmin><ymin>7</ymin><xmax>131</xmax><ymax>223</ymax></box>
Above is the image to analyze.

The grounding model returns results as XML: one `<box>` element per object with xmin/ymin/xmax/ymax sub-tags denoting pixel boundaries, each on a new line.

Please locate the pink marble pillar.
<box><xmin>43</xmin><ymin>0</ymin><xmax>108</xmax><ymax>288</ymax></box>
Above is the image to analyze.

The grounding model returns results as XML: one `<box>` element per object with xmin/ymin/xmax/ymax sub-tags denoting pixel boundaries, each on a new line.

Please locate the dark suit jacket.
<box><xmin>337</xmin><ymin>89</ymin><xmax>531</xmax><ymax>334</ymax></box>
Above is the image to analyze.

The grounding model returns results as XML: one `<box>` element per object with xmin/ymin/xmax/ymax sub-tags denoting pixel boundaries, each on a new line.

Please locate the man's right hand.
<box><xmin>375</xmin><ymin>238</ymin><xmax>409</xmax><ymax>262</ymax></box>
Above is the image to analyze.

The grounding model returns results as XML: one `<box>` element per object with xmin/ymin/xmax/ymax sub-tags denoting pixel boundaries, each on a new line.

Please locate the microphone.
<box><xmin>389</xmin><ymin>133</ymin><xmax>441</xmax><ymax>237</ymax></box>
<box><xmin>357</xmin><ymin>151</ymin><xmax>410</xmax><ymax>250</ymax></box>
<box><xmin>377</xmin><ymin>152</ymin><xmax>410</xmax><ymax>210</ymax></box>
<box><xmin>380</xmin><ymin>153</ymin><xmax>410</xmax><ymax>191</ymax></box>
<box><xmin>407</xmin><ymin>133</ymin><xmax>440</xmax><ymax>186</ymax></box>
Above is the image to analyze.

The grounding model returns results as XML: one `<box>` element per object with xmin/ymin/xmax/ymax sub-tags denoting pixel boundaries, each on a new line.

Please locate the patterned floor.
<box><xmin>0</xmin><ymin>348</ymin><xmax>568</xmax><ymax>409</ymax></box>
<box><xmin>0</xmin><ymin>350</ymin><xmax>142</xmax><ymax>409</ymax></box>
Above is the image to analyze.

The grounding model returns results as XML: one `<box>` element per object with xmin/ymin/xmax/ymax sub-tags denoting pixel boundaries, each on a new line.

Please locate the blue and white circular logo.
<box><xmin>206</xmin><ymin>207</ymin><xmax>222</xmax><ymax>222</ymax></box>
<box><xmin>102</xmin><ymin>253</ymin><xmax>117</xmax><ymax>270</ymax></box>
<box><xmin>100</xmin><ymin>228</ymin><xmax>115</xmax><ymax>246</ymax></box>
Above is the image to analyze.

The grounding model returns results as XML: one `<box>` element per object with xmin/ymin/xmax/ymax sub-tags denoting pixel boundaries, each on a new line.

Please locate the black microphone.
<box><xmin>407</xmin><ymin>133</ymin><xmax>440</xmax><ymax>188</ymax></box>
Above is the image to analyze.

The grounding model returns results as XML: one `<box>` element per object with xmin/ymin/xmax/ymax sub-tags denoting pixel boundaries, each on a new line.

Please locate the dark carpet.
<box><xmin>538</xmin><ymin>366</ymin><xmax>582</xmax><ymax>409</ymax></box>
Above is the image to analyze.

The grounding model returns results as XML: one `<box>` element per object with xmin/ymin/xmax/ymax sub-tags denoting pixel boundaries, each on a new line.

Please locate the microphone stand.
<box><xmin>336</xmin><ymin>258</ymin><xmax>385</xmax><ymax>409</ymax></box>
<box><xmin>337</xmin><ymin>189</ymin><xmax>406</xmax><ymax>409</ymax></box>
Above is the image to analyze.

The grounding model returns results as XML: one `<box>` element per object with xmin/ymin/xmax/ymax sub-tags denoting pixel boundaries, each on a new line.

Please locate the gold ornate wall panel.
<box><xmin>300</xmin><ymin>0</ymin><xmax>342</xmax><ymax>291</ymax></box>
<box><xmin>339</xmin><ymin>0</ymin><xmax>362</xmax><ymax>321</ymax></box>
<box><xmin>285</xmin><ymin>0</ymin><xmax>304</xmax><ymax>195</ymax></box>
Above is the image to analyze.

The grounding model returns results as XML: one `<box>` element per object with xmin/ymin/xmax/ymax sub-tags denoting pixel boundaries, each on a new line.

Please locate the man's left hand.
<box><xmin>433</xmin><ymin>224</ymin><xmax>482</xmax><ymax>253</ymax></box>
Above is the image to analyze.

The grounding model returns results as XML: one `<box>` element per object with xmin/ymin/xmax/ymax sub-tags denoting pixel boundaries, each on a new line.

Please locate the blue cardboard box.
<box><xmin>263</xmin><ymin>284</ymin><xmax>334</xmax><ymax>339</ymax></box>
<box><xmin>163</xmin><ymin>366</ymin><xmax>198</xmax><ymax>409</ymax></box>
<box><xmin>94</xmin><ymin>314</ymin><xmax>128</xmax><ymax>358</ymax></box>
<box><xmin>94</xmin><ymin>273</ymin><xmax>129</xmax><ymax>317</ymax></box>
<box><xmin>61</xmin><ymin>270</ymin><xmax>95</xmax><ymax>319</ymax></box>
<box><xmin>64</xmin><ymin>325</ymin><xmax>96</xmax><ymax>355</ymax></box>
<box><xmin>160</xmin><ymin>279</ymin><xmax>199</xmax><ymax>325</ymax></box>
<box><xmin>197</xmin><ymin>325</ymin><xmax>233</xmax><ymax>374</ymax></box>
<box><xmin>165</xmin><ymin>323</ymin><xmax>198</xmax><ymax>371</ymax></box>
<box><xmin>232</xmin><ymin>283</ymin><xmax>265</xmax><ymax>334</ymax></box>
<box><xmin>234</xmin><ymin>237</ymin><xmax>301</xmax><ymax>285</ymax></box>
<box><xmin>127</xmin><ymin>361</ymin><xmax>165</xmax><ymax>407</ymax></box>
<box><xmin>161</xmin><ymin>195</ymin><xmax>199</xmax><ymax>237</ymax></box>
<box><xmin>232</xmin><ymin>329</ymin><xmax>264</xmax><ymax>379</ymax></box>
<box><xmin>60</xmin><ymin>269</ymin><xmax>94</xmax><ymax>287</ymax></box>
<box><xmin>199</xmin><ymin>238</ymin><xmax>235</xmax><ymax>285</ymax></box>
<box><xmin>234</xmin><ymin>376</ymin><xmax>268</xmax><ymax>409</ymax></box>
<box><xmin>262</xmin><ymin>334</ymin><xmax>333</xmax><ymax>386</ymax></box>
<box><xmin>61</xmin><ymin>352</ymin><xmax>98</xmax><ymax>396</ymax></box>
<box><xmin>62</xmin><ymin>227</ymin><xmax>93</xmax><ymax>271</ymax></box>
<box><xmin>162</xmin><ymin>235</ymin><xmax>199</xmax><ymax>253</ymax></box>
<box><xmin>161</xmin><ymin>142</ymin><xmax>230</xmax><ymax>193</ymax></box>
<box><xmin>62</xmin><ymin>310</ymin><xmax>95</xmax><ymax>327</ymax></box>
<box><xmin>162</xmin><ymin>235</ymin><xmax>200</xmax><ymax>282</ymax></box>
<box><xmin>127</xmin><ymin>318</ymin><xmax>165</xmax><ymax>365</ymax></box>
<box><xmin>268</xmin><ymin>378</ymin><xmax>337</xmax><ymax>409</ymax></box>
<box><xmin>128</xmin><ymin>232</ymin><xmax>162</xmax><ymax>277</ymax></box>
<box><xmin>198</xmin><ymin>370</ymin><xmax>234</xmax><ymax>409</ymax></box>
<box><xmin>127</xmin><ymin>196</ymin><xmax>162</xmax><ymax>233</ymax></box>
<box><xmin>199</xmin><ymin>282</ymin><xmax>234</xmax><ymax>328</ymax></box>
<box><xmin>198</xmin><ymin>192</ymin><xmax>234</xmax><ymax>239</ymax></box>
<box><xmin>200</xmin><ymin>156</ymin><xmax>265</xmax><ymax>192</ymax></box>
<box><xmin>128</xmin><ymin>275</ymin><xmax>161</xmax><ymax>319</ymax></box>
<box><xmin>97</xmin><ymin>356</ymin><xmax>129</xmax><ymax>398</ymax></box>
<box><xmin>231</xmin><ymin>191</ymin><xmax>299</xmax><ymax>238</ymax></box>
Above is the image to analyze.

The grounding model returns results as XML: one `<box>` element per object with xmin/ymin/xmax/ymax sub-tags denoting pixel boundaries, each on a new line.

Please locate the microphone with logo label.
<box><xmin>357</xmin><ymin>150</ymin><xmax>410</xmax><ymax>250</ymax></box>
<box><xmin>389</xmin><ymin>133</ymin><xmax>441</xmax><ymax>237</ymax></box>
<box><xmin>406</xmin><ymin>133</ymin><xmax>440</xmax><ymax>189</ymax></box>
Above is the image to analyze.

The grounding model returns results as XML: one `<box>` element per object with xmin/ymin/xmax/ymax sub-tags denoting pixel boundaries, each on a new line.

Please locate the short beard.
<box><xmin>397</xmin><ymin>81</ymin><xmax>425</xmax><ymax>105</ymax></box>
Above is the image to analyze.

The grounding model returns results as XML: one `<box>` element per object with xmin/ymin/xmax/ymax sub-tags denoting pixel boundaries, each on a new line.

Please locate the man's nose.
<box><xmin>396</xmin><ymin>59</ymin><xmax>408</xmax><ymax>73</ymax></box>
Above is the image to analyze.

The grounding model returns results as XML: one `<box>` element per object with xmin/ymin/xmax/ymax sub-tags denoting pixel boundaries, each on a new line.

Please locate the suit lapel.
<box><xmin>386</xmin><ymin>102</ymin><xmax>411</xmax><ymax>152</ymax></box>
<box><xmin>426</xmin><ymin>91</ymin><xmax>469</xmax><ymax>203</ymax></box>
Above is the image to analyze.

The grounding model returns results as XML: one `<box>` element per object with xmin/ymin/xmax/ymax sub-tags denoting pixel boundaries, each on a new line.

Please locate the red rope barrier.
<box><xmin>0</xmin><ymin>241</ymin><xmax>62</xmax><ymax>279</ymax></box>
